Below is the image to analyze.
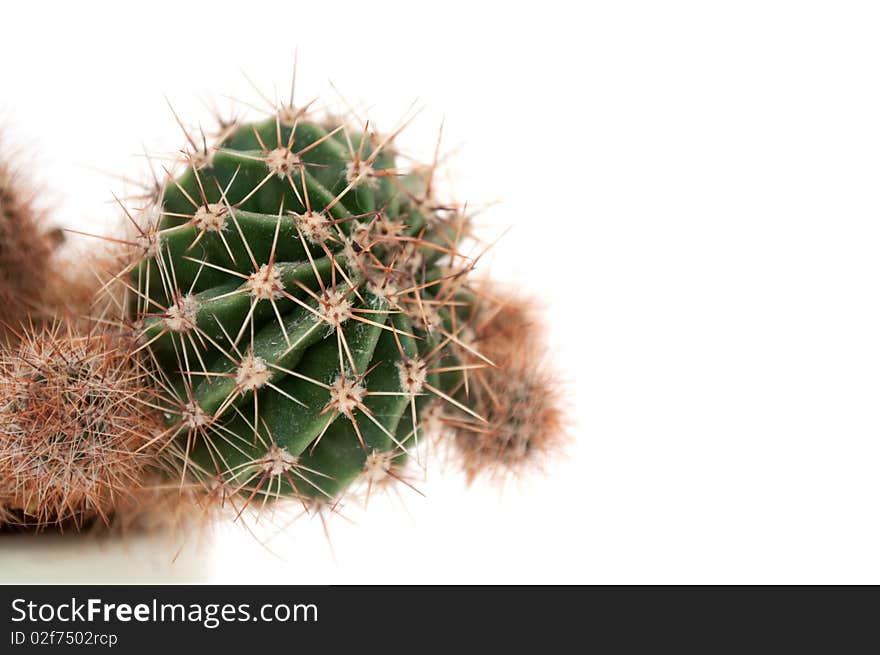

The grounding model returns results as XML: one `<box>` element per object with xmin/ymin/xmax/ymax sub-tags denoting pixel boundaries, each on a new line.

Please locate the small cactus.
<box><xmin>447</xmin><ymin>288</ymin><xmax>567</xmax><ymax>482</ymax></box>
<box><xmin>0</xmin><ymin>323</ymin><xmax>166</xmax><ymax>529</ymax></box>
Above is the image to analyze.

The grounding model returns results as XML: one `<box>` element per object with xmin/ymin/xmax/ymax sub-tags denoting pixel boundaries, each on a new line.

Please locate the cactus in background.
<box><xmin>0</xmin><ymin>138</ymin><xmax>110</xmax><ymax>346</ymax></box>
<box><xmin>447</xmin><ymin>288</ymin><xmax>566</xmax><ymax>482</ymax></box>
<box><xmin>0</xmin><ymin>143</ymin><xmax>62</xmax><ymax>342</ymax></box>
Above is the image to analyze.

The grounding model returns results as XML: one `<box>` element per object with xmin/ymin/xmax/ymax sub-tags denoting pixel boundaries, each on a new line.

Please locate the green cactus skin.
<box><xmin>132</xmin><ymin>113</ymin><xmax>482</xmax><ymax>508</ymax></box>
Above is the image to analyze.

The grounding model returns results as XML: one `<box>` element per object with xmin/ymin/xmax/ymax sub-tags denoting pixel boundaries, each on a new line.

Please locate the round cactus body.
<box><xmin>131</xmin><ymin>112</ymin><xmax>477</xmax><ymax>508</ymax></box>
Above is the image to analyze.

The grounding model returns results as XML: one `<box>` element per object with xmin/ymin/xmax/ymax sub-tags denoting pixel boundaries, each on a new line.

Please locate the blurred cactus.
<box><xmin>447</xmin><ymin>288</ymin><xmax>566</xmax><ymax>482</ymax></box>
<box><xmin>0</xmin><ymin>141</ymin><xmax>62</xmax><ymax>342</ymax></box>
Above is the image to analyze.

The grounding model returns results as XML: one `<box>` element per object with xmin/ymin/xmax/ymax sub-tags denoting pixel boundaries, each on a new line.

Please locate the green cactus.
<box><xmin>130</xmin><ymin>109</ymin><xmax>485</xmax><ymax>509</ymax></box>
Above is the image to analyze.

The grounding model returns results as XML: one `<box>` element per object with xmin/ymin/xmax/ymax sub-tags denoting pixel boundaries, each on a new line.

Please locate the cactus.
<box><xmin>120</xmin><ymin>100</ymin><xmax>521</xmax><ymax>511</ymax></box>
<box><xmin>0</xmin><ymin>143</ymin><xmax>62</xmax><ymax>341</ymax></box>
<box><xmin>0</xmin><ymin>139</ymin><xmax>114</xmax><ymax>346</ymax></box>
<box><xmin>0</xmin><ymin>79</ymin><xmax>566</xmax><ymax>534</ymax></box>
<box><xmin>0</xmin><ymin>322</ymin><xmax>166</xmax><ymax>529</ymax></box>
<box><xmin>447</xmin><ymin>288</ymin><xmax>566</xmax><ymax>482</ymax></box>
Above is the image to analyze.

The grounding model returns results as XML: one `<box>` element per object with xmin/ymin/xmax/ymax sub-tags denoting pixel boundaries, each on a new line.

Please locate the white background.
<box><xmin>3</xmin><ymin>1</ymin><xmax>880</xmax><ymax>583</ymax></box>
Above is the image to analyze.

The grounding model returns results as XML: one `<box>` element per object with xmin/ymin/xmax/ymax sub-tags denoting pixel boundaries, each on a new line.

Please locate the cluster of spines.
<box><xmin>0</xmin><ymin>322</ymin><xmax>166</xmax><ymax>529</ymax></box>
